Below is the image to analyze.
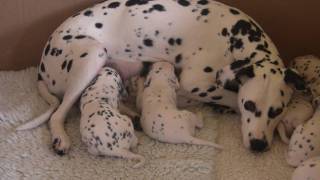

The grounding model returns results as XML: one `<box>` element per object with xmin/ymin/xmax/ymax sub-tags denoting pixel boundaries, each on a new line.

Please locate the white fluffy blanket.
<box><xmin>0</xmin><ymin>67</ymin><xmax>294</xmax><ymax>180</ymax></box>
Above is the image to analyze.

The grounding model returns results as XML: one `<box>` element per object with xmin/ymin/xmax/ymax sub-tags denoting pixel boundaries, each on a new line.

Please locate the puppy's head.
<box><xmin>145</xmin><ymin>61</ymin><xmax>179</xmax><ymax>90</ymax></box>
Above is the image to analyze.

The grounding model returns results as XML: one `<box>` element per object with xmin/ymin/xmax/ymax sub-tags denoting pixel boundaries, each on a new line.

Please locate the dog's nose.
<box><xmin>250</xmin><ymin>139</ymin><xmax>268</xmax><ymax>152</ymax></box>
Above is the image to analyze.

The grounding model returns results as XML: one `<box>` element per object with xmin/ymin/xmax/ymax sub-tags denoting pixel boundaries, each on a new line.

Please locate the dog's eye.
<box><xmin>268</xmin><ymin>107</ymin><xmax>283</xmax><ymax>119</ymax></box>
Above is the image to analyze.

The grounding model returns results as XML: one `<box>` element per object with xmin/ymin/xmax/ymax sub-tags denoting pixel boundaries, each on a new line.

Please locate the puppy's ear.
<box><xmin>284</xmin><ymin>68</ymin><xmax>306</xmax><ymax>90</ymax></box>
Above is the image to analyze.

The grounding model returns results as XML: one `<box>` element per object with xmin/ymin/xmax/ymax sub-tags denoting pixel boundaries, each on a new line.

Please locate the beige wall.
<box><xmin>0</xmin><ymin>0</ymin><xmax>319</xmax><ymax>70</ymax></box>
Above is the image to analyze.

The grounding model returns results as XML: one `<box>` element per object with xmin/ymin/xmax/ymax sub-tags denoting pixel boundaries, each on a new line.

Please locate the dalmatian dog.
<box><xmin>286</xmin><ymin>106</ymin><xmax>320</xmax><ymax>167</ymax></box>
<box><xmin>291</xmin><ymin>156</ymin><xmax>320</xmax><ymax>180</ymax></box>
<box><xmin>17</xmin><ymin>0</ymin><xmax>305</xmax><ymax>154</ymax></box>
<box><xmin>277</xmin><ymin>93</ymin><xmax>314</xmax><ymax>144</ymax></box>
<box><xmin>137</xmin><ymin>61</ymin><xmax>223</xmax><ymax>148</ymax></box>
<box><xmin>79</xmin><ymin>66</ymin><xmax>144</xmax><ymax>168</ymax></box>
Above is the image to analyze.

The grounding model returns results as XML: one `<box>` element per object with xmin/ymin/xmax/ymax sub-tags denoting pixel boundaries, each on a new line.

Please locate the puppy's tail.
<box><xmin>16</xmin><ymin>81</ymin><xmax>60</xmax><ymax>130</ymax></box>
<box><xmin>187</xmin><ymin>136</ymin><xmax>224</xmax><ymax>150</ymax></box>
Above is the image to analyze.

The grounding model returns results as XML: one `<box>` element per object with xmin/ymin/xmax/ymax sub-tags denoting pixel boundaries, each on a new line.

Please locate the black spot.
<box><xmin>152</xmin><ymin>4</ymin><xmax>166</xmax><ymax>11</ymax></box>
<box><xmin>40</xmin><ymin>63</ymin><xmax>46</xmax><ymax>72</ymax></box>
<box><xmin>191</xmin><ymin>88</ymin><xmax>199</xmax><ymax>93</ymax></box>
<box><xmin>204</xmin><ymin>66</ymin><xmax>213</xmax><ymax>73</ymax></box>
<box><xmin>108</xmin><ymin>2</ymin><xmax>120</xmax><ymax>8</ymax></box>
<box><xmin>175</xmin><ymin>54</ymin><xmax>183</xmax><ymax>63</ymax></box>
<box><xmin>268</xmin><ymin>107</ymin><xmax>283</xmax><ymax>119</ymax></box>
<box><xmin>247</xmin><ymin>118</ymin><xmax>251</xmax><ymax>123</ymax></box>
<box><xmin>52</xmin><ymin>80</ymin><xmax>56</xmax><ymax>86</ymax></box>
<box><xmin>67</xmin><ymin>60</ymin><xmax>73</xmax><ymax>72</ymax></box>
<box><xmin>176</xmin><ymin>38</ymin><xmax>182</xmax><ymax>45</ymax></box>
<box><xmin>61</xmin><ymin>60</ymin><xmax>67</xmax><ymax>70</ymax></box>
<box><xmin>255</xmin><ymin>111</ymin><xmax>262</xmax><ymax>117</ymax></box>
<box><xmin>230</xmin><ymin>8</ymin><xmax>240</xmax><ymax>15</ymax></box>
<box><xmin>143</xmin><ymin>39</ymin><xmax>153</xmax><ymax>47</ymax></box>
<box><xmin>125</xmin><ymin>0</ymin><xmax>152</xmax><ymax>7</ymax></box>
<box><xmin>44</xmin><ymin>44</ymin><xmax>51</xmax><ymax>56</ymax></box>
<box><xmin>221</xmin><ymin>28</ymin><xmax>229</xmax><ymax>36</ymax></box>
<box><xmin>270</xmin><ymin>68</ymin><xmax>277</xmax><ymax>74</ymax></box>
<box><xmin>177</xmin><ymin>0</ymin><xmax>190</xmax><ymax>6</ymax></box>
<box><xmin>230</xmin><ymin>59</ymin><xmax>250</xmax><ymax>70</ymax></box>
<box><xmin>231</xmin><ymin>19</ymin><xmax>263</xmax><ymax>43</ymax></box>
<box><xmin>211</xmin><ymin>96</ymin><xmax>222</xmax><ymax>100</ymax></box>
<box><xmin>224</xmin><ymin>79</ymin><xmax>240</xmax><ymax>93</ymax></box>
<box><xmin>84</xmin><ymin>10</ymin><xmax>93</xmax><ymax>16</ymax></box>
<box><xmin>95</xmin><ymin>23</ymin><xmax>103</xmax><ymax>29</ymax></box>
<box><xmin>201</xmin><ymin>8</ymin><xmax>210</xmax><ymax>16</ymax></box>
<box><xmin>168</xmin><ymin>38</ymin><xmax>175</xmax><ymax>46</ymax></box>
<box><xmin>197</xmin><ymin>0</ymin><xmax>208</xmax><ymax>5</ymax></box>
<box><xmin>199</xmin><ymin>92</ymin><xmax>208</xmax><ymax>97</ymax></box>
<box><xmin>280</xmin><ymin>90</ymin><xmax>284</xmax><ymax>96</ymax></box>
<box><xmin>62</xmin><ymin>35</ymin><xmax>72</xmax><ymax>40</ymax></box>
<box><xmin>80</xmin><ymin>53</ymin><xmax>88</xmax><ymax>58</ymax></box>
<box><xmin>75</xmin><ymin>35</ymin><xmax>86</xmax><ymax>39</ymax></box>
<box><xmin>207</xmin><ymin>86</ymin><xmax>216</xmax><ymax>92</ymax></box>
<box><xmin>256</xmin><ymin>44</ymin><xmax>271</xmax><ymax>54</ymax></box>
<box><xmin>244</xmin><ymin>100</ymin><xmax>256</xmax><ymax>113</ymax></box>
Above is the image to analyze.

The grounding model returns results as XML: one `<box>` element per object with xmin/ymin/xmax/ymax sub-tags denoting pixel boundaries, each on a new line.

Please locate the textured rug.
<box><xmin>0</xmin><ymin>67</ymin><xmax>295</xmax><ymax>180</ymax></box>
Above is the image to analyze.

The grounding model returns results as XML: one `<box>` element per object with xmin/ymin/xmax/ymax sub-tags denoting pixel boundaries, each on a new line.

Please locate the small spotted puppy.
<box><xmin>80</xmin><ymin>67</ymin><xmax>144</xmax><ymax>168</ymax></box>
<box><xmin>137</xmin><ymin>61</ymin><xmax>223</xmax><ymax>149</ymax></box>
<box><xmin>277</xmin><ymin>93</ymin><xmax>314</xmax><ymax>144</ymax></box>
<box><xmin>292</xmin><ymin>156</ymin><xmax>320</xmax><ymax>180</ymax></box>
<box><xmin>286</xmin><ymin>106</ymin><xmax>320</xmax><ymax>167</ymax></box>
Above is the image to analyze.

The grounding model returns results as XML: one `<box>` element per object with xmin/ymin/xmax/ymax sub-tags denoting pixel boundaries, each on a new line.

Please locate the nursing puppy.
<box><xmin>138</xmin><ymin>61</ymin><xmax>222</xmax><ymax>149</ymax></box>
<box><xmin>80</xmin><ymin>67</ymin><xmax>144</xmax><ymax>168</ymax></box>
<box><xmin>277</xmin><ymin>93</ymin><xmax>314</xmax><ymax>144</ymax></box>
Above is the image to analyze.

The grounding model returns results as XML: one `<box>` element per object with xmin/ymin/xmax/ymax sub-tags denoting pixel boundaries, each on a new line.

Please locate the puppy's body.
<box><xmin>80</xmin><ymin>67</ymin><xmax>144</xmax><ymax>168</ymax></box>
<box><xmin>139</xmin><ymin>62</ymin><xmax>222</xmax><ymax>148</ymax></box>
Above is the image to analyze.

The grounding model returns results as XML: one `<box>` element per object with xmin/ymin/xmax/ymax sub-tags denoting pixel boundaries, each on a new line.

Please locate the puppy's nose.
<box><xmin>250</xmin><ymin>139</ymin><xmax>268</xmax><ymax>152</ymax></box>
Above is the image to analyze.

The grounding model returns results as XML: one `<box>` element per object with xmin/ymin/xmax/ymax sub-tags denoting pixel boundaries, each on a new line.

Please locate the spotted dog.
<box><xmin>17</xmin><ymin>0</ymin><xmax>305</xmax><ymax>154</ymax></box>
<box><xmin>277</xmin><ymin>93</ymin><xmax>314</xmax><ymax>144</ymax></box>
<box><xmin>137</xmin><ymin>61</ymin><xmax>223</xmax><ymax>149</ymax></box>
<box><xmin>80</xmin><ymin>67</ymin><xmax>144</xmax><ymax>168</ymax></box>
<box><xmin>291</xmin><ymin>156</ymin><xmax>320</xmax><ymax>180</ymax></box>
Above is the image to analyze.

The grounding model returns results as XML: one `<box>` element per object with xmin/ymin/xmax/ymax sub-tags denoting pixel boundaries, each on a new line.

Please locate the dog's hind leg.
<box><xmin>49</xmin><ymin>39</ymin><xmax>108</xmax><ymax>155</ymax></box>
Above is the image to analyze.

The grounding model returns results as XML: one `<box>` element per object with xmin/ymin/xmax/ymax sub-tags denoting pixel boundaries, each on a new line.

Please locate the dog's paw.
<box><xmin>52</xmin><ymin>134</ymin><xmax>71</xmax><ymax>156</ymax></box>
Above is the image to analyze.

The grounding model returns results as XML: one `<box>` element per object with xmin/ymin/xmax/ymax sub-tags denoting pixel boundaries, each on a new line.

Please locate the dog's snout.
<box><xmin>250</xmin><ymin>139</ymin><xmax>268</xmax><ymax>152</ymax></box>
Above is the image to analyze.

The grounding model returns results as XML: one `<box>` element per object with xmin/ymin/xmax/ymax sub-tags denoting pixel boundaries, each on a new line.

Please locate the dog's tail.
<box><xmin>16</xmin><ymin>81</ymin><xmax>60</xmax><ymax>130</ymax></box>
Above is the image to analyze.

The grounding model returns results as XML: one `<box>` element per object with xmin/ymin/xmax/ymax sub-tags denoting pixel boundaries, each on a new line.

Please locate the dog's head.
<box><xmin>218</xmin><ymin>60</ymin><xmax>305</xmax><ymax>152</ymax></box>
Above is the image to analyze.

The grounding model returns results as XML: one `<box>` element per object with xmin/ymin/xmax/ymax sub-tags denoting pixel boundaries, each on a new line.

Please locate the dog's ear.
<box><xmin>222</xmin><ymin>65</ymin><xmax>255</xmax><ymax>92</ymax></box>
<box><xmin>284</xmin><ymin>68</ymin><xmax>306</xmax><ymax>90</ymax></box>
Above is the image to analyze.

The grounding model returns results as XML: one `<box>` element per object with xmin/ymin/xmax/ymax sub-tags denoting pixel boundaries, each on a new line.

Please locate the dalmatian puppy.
<box><xmin>80</xmin><ymin>66</ymin><xmax>144</xmax><ymax>168</ymax></box>
<box><xmin>291</xmin><ymin>156</ymin><xmax>320</xmax><ymax>180</ymax></box>
<box><xmin>286</xmin><ymin>105</ymin><xmax>320</xmax><ymax>167</ymax></box>
<box><xmin>137</xmin><ymin>61</ymin><xmax>223</xmax><ymax>149</ymax></box>
<box><xmin>277</xmin><ymin>93</ymin><xmax>314</xmax><ymax>144</ymax></box>
<box><xmin>17</xmin><ymin>0</ymin><xmax>305</xmax><ymax>154</ymax></box>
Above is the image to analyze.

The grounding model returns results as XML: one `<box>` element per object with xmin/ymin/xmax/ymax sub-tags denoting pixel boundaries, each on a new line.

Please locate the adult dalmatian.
<box><xmin>20</xmin><ymin>0</ymin><xmax>305</xmax><ymax>155</ymax></box>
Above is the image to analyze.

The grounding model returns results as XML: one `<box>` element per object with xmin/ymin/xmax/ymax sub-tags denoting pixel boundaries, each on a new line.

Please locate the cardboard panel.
<box><xmin>0</xmin><ymin>0</ymin><xmax>319</xmax><ymax>70</ymax></box>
